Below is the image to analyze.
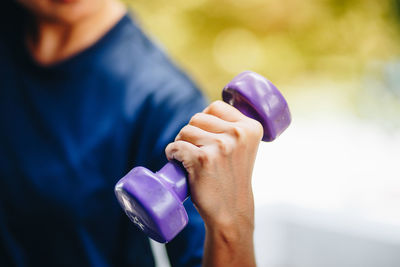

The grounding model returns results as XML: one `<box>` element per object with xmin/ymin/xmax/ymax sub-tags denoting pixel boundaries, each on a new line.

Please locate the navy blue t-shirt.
<box><xmin>0</xmin><ymin>13</ymin><xmax>206</xmax><ymax>266</ymax></box>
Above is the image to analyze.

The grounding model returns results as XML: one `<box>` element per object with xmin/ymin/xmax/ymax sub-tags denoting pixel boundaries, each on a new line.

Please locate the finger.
<box><xmin>165</xmin><ymin>141</ymin><xmax>207</xmax><ymax>171</ymax></box>
<box><xmin>175</xmin><ymin>124</ymin><xmax>218</xmax><ymax>146</ymax></box>
<box><xmin>189</xmin><ymin>113</ymin><xmax>233</xmax><ymax>134</ymax></box>
<box><xmin>203</xmin><ymin>100</ymin><xmax>245</xmax><ymax>122</ymax></box>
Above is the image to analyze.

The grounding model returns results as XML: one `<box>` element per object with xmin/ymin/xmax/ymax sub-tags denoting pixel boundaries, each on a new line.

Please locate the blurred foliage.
<box><xmin>123</xmin><ymin>0</ymin><xmax>400</xmax><ymax>102</ymax></box>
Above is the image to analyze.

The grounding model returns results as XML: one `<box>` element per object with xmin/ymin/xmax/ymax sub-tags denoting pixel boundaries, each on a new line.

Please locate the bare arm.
<box><xmin>165</xmin><ymin>100</ymin><xmax>262</xmax><ymax>266</ymax></box>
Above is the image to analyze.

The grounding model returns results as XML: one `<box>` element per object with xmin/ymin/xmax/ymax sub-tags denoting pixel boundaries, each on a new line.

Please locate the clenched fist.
<box><xmin>165</xmin><ymin>100</ymin><xmax>263</xmax><ymax>267</ymax></box>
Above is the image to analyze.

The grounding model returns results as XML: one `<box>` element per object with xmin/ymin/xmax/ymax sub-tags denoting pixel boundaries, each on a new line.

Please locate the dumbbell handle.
<box><xmin>155</xmin><ymin>161</ymin><xmax>188</xmax><ymax>202</ymax></box>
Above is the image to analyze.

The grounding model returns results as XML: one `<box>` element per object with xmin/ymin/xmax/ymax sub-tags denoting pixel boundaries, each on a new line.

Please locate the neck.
<box><xmin>26</xmin><ymin>0</ymin><xmax>126</xmax><ymax>65</ymax></box>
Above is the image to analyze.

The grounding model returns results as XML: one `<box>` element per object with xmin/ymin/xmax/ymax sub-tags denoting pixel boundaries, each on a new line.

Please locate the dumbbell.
<box><xmin>114</xmin><ymin>71</ymin><xmax>291</xmax><ymax>243</ymax></box>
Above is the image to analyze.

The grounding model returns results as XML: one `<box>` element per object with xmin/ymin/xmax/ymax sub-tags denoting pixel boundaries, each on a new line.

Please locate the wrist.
<box><xmin>204</xmin><ymin>213</ymin><xmax>255</xmax><ymax>250</ymax></box>
<box><xmin>202</xmin><ymin>201</ymin><xmax>255</xmax><ymax>236</ymax></box>
<box><xmin>203</xmin><ymin>217</ymin><xmax>256</xmax><ymax>267</ymax></box>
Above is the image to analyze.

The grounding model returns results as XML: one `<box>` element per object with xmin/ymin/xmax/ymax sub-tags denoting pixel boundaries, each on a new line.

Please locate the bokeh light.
<box><xmin>124</xmin><ymin>0</ymin><xmax>400</xmax><ymax>103</ymax></box>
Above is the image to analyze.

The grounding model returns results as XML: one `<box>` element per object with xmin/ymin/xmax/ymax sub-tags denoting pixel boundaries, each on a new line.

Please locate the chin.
<box><xmin>17</xmin><ymin>0</ymin><xmax>105</xmax><ymax>24</ymax></box>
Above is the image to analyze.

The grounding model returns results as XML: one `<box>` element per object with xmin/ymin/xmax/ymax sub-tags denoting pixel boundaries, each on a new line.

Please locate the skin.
<box><xmin>17</xmin><ymin>0</ymin><xmax>262</xmax><ymax>265</ymax></box>
<box><xmin>17</xmin><ymin>0</ymin><xmax>126</xmax><ymax>65</ymax></box>
<box><xmin>166</xmin><ymin>101</ymin><xmax>262</xmax><ymax>266</ymax></box>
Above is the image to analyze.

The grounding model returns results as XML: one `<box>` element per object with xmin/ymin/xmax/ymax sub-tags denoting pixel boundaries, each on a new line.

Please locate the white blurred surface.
<box><xmin>253</xmin><ymin>114</ymin><xmax>400</xmax><ymax>224</ymax></box>
<box><xmin>152</xmin><ymin>109</ymin><xmax>400</xmax><ymax>267</ymax></box>
<box><xmin>253</xmin><ymin>113</ymin><xmax>400</xmax><ymax>267</ymax></box>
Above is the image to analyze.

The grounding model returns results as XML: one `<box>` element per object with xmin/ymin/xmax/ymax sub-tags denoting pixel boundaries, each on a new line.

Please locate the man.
<box><xmin>0</xmin><ymin>0</ymin><xmax>260</xmax><ymax>266</ymax></box>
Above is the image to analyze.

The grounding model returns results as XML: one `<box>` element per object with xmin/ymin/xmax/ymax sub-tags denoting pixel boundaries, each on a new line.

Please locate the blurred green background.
<box><xmin>124</xmin><ymin>0</ymin><xmax>400</xmax><ymax>128</ymax></box>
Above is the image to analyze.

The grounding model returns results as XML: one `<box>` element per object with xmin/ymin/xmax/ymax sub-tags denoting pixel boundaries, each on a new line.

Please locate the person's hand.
<box><xmin>165</xmin><ymin>100</ymin><xmax>262</xmax><ymax>266</ymax></box>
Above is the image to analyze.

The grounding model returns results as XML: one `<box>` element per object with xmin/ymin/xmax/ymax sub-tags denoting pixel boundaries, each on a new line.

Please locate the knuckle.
<box><xmin>208</xmin><ymin>100</ymin><xmax>224</xmax><ymax>113</ymax></box>
<box><xmin>231</xmin><ymin>124</ymin><xmax>246</xmax><ymax>140</ymax></box>
<box><xmin>189</xmin><ymin>113</ymin><xmax>203</xmax><ymax>125</ymax></box>
<box><xmin>196</xmin><ymin>149</ymin><xmax>209</xmax><ymax>167</ymax></box>
<box><xmin>165</xmin><ymin>142</ymin><xmax>173</xmax><ymax>152</ymax></box>
<box><xmin>216</xmin><ymin>137</ymin><xmax>232</xmax><ymax>155</ymax></box>
<box><xmin>180</xmin><ymin>124</ymin><xmax>192</xmax><ymax>135</ymax></box>
<box><xmin>176</xmin><ymin>126</ymin><xmax>189</xmax><ymax>140</ymax></box>
<box><xmin>250</xmin><ymin>119</ymin><xmax>264</xmax><ymax>139</ymax></box>
<box><xmin>175</xmin><ymin>132</ymin><xmax>182</xmax><ymax>141</ymax></box>
<box><xmin>242</xmin><ymin>118</ymin><xmax>264</xmax><ymax>140</ymax></box>
<box><xmin>214</xmin><ymin>100</ymin><xmax>225</xmax><ymax>106</ymax></box>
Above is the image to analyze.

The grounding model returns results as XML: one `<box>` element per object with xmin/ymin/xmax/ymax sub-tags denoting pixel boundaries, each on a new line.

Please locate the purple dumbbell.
<box><xmin>114</xmin><ymin>71</ymin><xmax>291</xmax><ymax>243</ymax></box>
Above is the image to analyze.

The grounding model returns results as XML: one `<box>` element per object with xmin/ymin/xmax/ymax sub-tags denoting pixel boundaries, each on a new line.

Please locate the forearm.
<box><xmin>202</xmin><ymin>220</ymin><xmax>256</xmax><ymax>267</ymax></box>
